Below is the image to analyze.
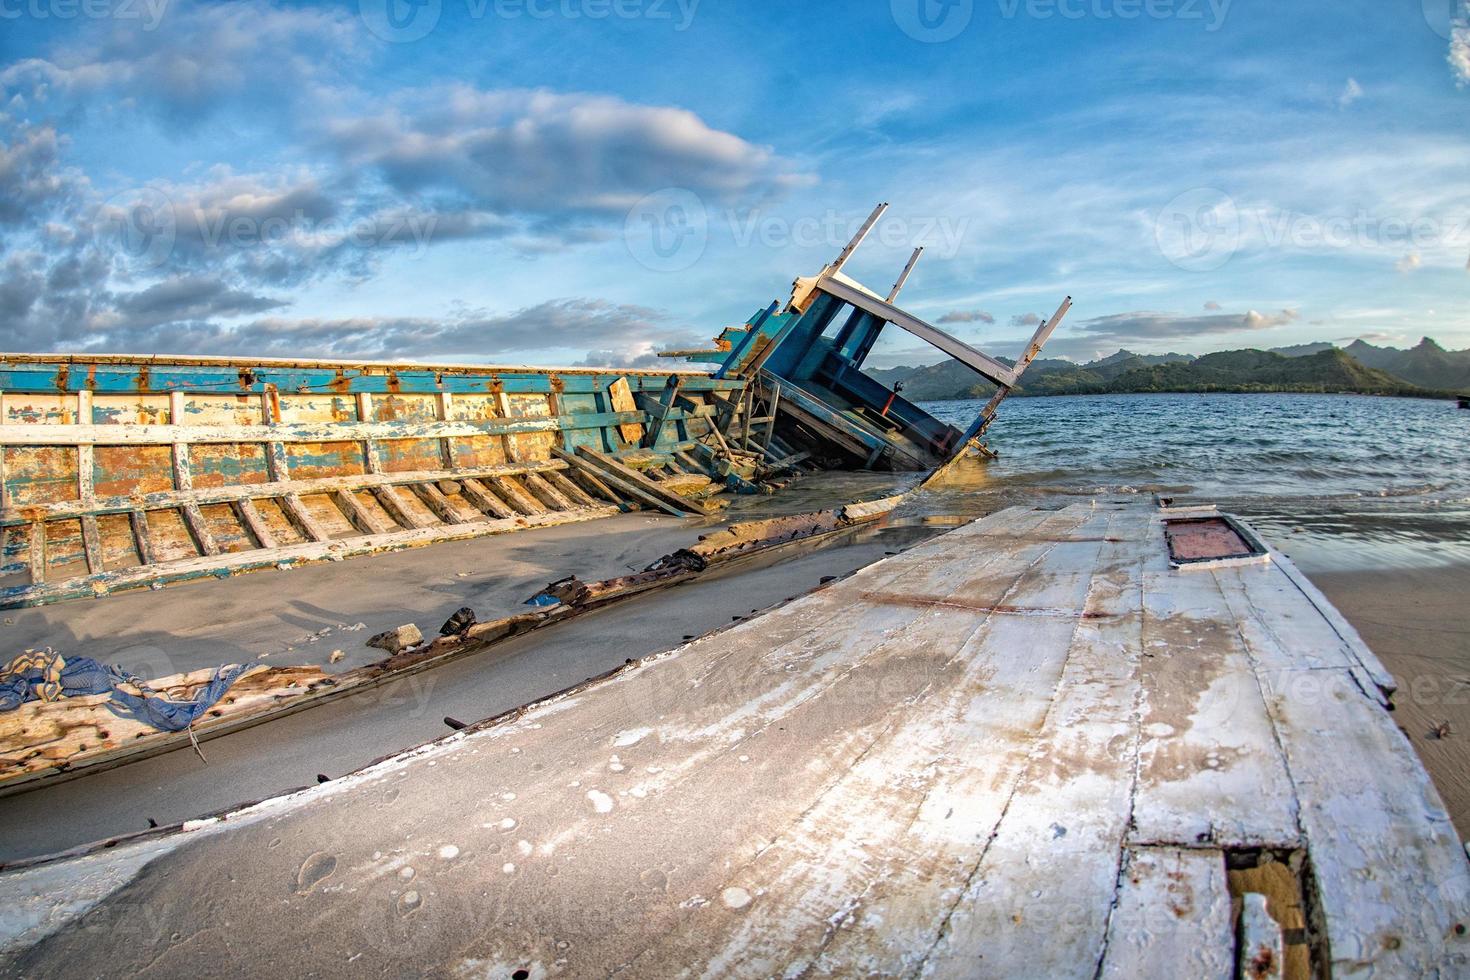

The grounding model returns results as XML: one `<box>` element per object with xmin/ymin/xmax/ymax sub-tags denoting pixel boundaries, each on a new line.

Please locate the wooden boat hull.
<box><xmin>2</xmin><ymin>501</ymin><xmax>1464</xmax><ymax>976</ymax></box>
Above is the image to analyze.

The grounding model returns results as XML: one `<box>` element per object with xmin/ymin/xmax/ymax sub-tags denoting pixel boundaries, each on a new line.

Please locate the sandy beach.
<box><xmin>1309</xmin><ymin>563</ymin><xmax>1470</xmax><ymax>839</ymax></box>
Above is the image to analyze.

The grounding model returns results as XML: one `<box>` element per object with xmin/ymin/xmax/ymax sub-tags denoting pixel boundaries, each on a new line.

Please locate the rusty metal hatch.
<box><xmin>1164</xmin><ymin>515</ymin><xmax>1270</xmax><ymax>569</ymax></box>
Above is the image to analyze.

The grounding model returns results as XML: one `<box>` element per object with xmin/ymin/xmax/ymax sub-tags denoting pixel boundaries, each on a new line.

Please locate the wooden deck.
<box><xmin>2</xmin><ymin>500</ymin><xmax>1466</xmax><ymax>976</ymax></box>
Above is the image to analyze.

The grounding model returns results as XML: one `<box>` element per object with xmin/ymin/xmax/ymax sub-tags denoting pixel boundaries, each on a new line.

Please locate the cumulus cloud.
<box><xmin>1203</xmin><ymin>300</ymin><xmax>1222</xmax><ymax>310</ymax></box>
<box><xmin>0</xmin><ymin>4</ymin><xmax>359</xmax><ymax>128</ymax></box>
<box><xmin>1009</xmin><ymin>312</ymin><xmax>1042</xmax><ymax>328</ymax></box>
<box><xmin>325</xmin><ymin>86</ymin><xmax>810</xmax><ymax>217</ymax></box>
<box><xmin>1395</xmin><ymin>252</ymin><xmax>1422</xmax><ymax>273</ymax></box>
<box><xmin>937</xmin><ymin>309</ymin><xmax>995</xmax><ymax>324</ymax></box>
<box><xmin>1071</xmin><ymin>308</ymin><xmax>1300</xmax><ymax>348</ymax></box>
<box><xmin>1453</xmin><ymin>4</ymin><xmax>1470</xmax><ymax>85</ymax></box>
<box><xmin>0</xmin><ymin>124</ymin><xmax>80</xmax><ymax>226</ymax></box>
<box><xmin>1336</xmin><ymin>77</ymin><xmax>1363</xmax><ymax>109</ymax></box>
<box><xmin>2</xmin><ymin>296</ymin><xmax>701</xmax><ymax>364</ymax></box>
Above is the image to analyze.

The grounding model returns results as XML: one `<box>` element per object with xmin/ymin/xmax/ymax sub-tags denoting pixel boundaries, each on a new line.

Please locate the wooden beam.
<box><xmin>521</xmin><ymin>472</ymin><xmax>574</xmax><ymax>511</ymax></box>
<box><xmin>0</xmin><ymin>460</ymin><xmax>575</xmax><ymax>527</ymax></box>
<box><xmin>486</xmin><ymin>475</ymin><xmax>546</xmax><ymax>516</ymax></box>
<box><xmin>331</xmin><ymin>490</ymin><xmax>391</xmax><ymax>536</ymax></box>
<box><xmin>280</xmin><ymin>494</ymin><xmax>330</xmax><ymax>542</ymax></box>
<box><xmin>817</xmin><ymin>272</ymin><xmax>1017</xmax><ymax>387</ymax></box>
<box><xmin>180</xmin><ymin>503</ymin><xmax>221</xmax><ymax>556</ymax></box>
<box><xmin>409</xmin><ymin>482</ymin><xmax>467</xmax><ymax>525</ymax></box>
<box><xmin>370</xmin><ymin>486</ymin><xmax>424</xmax><ymax>530</ymax></box>
<box><xmin>236</xmin><ymin>498</ymin><xmax>281</xmax><ymax>549</ymax></box>
<box><xmin>0</xmin><ymin>411</ymin><xmax>654</xmax><ymax>447</ymax></box>
<box><xmin>458</xmin><ymin>478</ymin><xmax>516</xmax><ymax>519</ymax></box>
<box><xmin>129</xmin><ymin>510</ymin><xmax>156</xmax><ymax>566</ymax></box>
<box><xmin>542</xmin><ymin>469</ymin><xmax>597</xmax><ymax>508</ymax></box>
<box><xmin>27</xmin><ymin>522</ymin><xmax>46</xmax><ymax>585</ymax></box>
<box><xmin>567</xmin><ymin>446</ymin><xmax>702</xmax><ymax>517</ymax></box>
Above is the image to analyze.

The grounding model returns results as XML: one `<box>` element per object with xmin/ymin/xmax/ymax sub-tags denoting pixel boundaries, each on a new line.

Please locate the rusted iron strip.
<box><xmin>858</xmin><ymin>591</ymin><xmax>1117</xmax><ymax>619</ymax></box>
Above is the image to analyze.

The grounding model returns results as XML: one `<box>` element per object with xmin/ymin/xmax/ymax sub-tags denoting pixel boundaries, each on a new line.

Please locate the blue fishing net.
<box><xmin>0</xmin><ymin>651</ymin><xmax>250</xmax><ymax>732</ymax></box>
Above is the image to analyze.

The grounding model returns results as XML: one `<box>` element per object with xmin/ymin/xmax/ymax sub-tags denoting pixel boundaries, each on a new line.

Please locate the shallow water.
<box><xmin>917</xmin><ymin>393</ymin><xmax>1470</xmax><ymax>571</ymax></box>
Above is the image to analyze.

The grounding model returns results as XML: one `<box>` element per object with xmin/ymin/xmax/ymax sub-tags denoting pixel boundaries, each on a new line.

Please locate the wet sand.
<box><xmin>1308</xmin><ymin>563</ymin><xmax>1470</xmax><ymax>839</ymax></box>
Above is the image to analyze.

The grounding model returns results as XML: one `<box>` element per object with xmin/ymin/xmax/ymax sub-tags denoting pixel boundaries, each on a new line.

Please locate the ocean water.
<box><xmin>916</xmin><ymin>392</ymin><xmax>1470</xmax><ymax>571</ymax></box>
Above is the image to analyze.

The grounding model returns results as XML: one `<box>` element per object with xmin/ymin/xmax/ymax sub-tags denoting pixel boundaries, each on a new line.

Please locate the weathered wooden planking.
<box><xmin>1216</xmin><ymin>559</ymin><xmax>1470</xmax><ymax>975</ymax></box>
<box><xmin>6</xmin><ymin>502</ymin><xmax>1467</xmax><ymax>976</ymax></box>
<box><xmin>1097</xmin><ymin>847</ymin><xmax>1235</xmax><ymax>980</ymax></box>
<box><xmin>1</xmin><ymin>460</ymin><xmax>576</xmax><ymax>526</ymax></box>
<box><xmin>919</xmin><ymin>509</ymin><xmax>1148</xmax><ymax>978</ymax></box>
<box><xmin>1131</xmin><ymin>556</ymin><xmax>1300</xmax><ymax>848</ymax></box>
<box><xmin>2</xmin><ymin>505</ymin><xmax>620</xmax><ymax>608</ymax></box>
<box><xmin>0</xmin><ymin>412</ymin><xmax>651</xmax><ymax>448</ymax></box>
<box><xmin>662</xmin><ymin>506</ymin><xmax>1118</xmax><ymax>976</ymax></box>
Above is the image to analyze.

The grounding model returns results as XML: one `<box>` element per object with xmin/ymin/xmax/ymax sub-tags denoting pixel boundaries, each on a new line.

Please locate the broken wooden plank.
<box><xmin>541</xmin><ymin>469</ymin><xmax>598</xmax><ymax>508</ymax></box>
<box><xmin>570</xmin><ymin>446</ymin><xmax>703</xmax><ymax>517</ymax></box>
<box><xmin>606</xmin><ymin>377</ymin><xmax>645</xmax><ymax>444</ymax></box>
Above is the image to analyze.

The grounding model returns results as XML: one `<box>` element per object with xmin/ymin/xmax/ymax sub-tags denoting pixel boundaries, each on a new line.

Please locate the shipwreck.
<box><xmin>0</xmin><ymin>205</ymin><xmax>1466</xmax><ymax>978</ymax></box>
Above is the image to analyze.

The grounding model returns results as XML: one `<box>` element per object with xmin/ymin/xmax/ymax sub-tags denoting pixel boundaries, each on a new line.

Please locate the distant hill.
<box><xmin>865</xmin><ymin>339</ymin><xmax>1468</xmax><ymax>400</ymax></box>
<box><xmin>1269</xmin><ymin>342</ymin><xmax>1337</xmax><ymax>358</ymax></box>
<box><xmin>1342</xmin><ymin>338</ymin><xmax>1470</xmax><ymax>390</ymax></box>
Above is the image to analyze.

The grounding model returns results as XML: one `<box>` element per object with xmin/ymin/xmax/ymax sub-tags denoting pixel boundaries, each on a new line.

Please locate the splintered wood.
<box><xmin>4</xmin><ymin>502</ymin><xmax>1467</xmax><ymax>977</ymax></box>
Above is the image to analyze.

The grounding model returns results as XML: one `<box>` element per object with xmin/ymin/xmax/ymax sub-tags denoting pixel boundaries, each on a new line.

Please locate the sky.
<box><xmin>0</xmin><ymin>0</ymin><xmax>1467</xmax><ymax>369</ymax></box>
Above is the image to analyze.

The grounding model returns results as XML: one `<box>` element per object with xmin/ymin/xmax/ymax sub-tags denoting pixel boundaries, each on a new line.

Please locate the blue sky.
<box><xmin>1</xmin><ymin>0</ymin><xmax>1467</xmax><ymax>367</ymax></box>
